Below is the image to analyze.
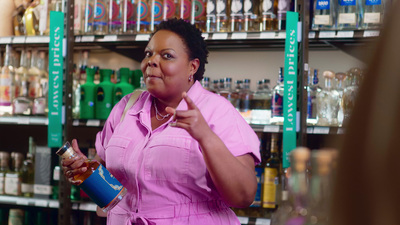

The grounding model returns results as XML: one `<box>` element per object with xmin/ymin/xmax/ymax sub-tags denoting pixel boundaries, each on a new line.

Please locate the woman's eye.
<box><xmin>144</xmin><ymin>51</ymin><xmax>152</xmax><ymax>57</ymax></box>
<box><xmin>163</xmin><ymin>53</ymin><xmax>173</xmax><ymax>59</ymax></box>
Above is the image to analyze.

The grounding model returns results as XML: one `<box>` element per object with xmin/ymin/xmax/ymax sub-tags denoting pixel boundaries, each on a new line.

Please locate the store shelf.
<box><xmin>251</xmin><ymin>124</ymin><xmax>344</xmax><ymax>135</ymax></box>
<box><xmin>72</xmin><ymin>119</ymin><xmax>105</xmax><ymax>127</ymax></box>
<box><xmin>238</xmin><ymin>216</ymin><xmax>270</xmax><ymax>225</ymax></box>
<box><xmin>0</xmin><ymin>196</ymin><xmax>59</xmax><ymax>208</ymax></box>
<box><xmin>0</xmin><ymin>116</ymin><xmax>48</xmax><ymax>125</ymax></box>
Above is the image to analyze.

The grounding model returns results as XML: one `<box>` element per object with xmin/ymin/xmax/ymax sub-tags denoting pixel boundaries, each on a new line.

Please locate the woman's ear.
<box><xmin>190</xmin><ymin>58</ymin><xmax>200</xmax><ymax>77</ymax></box>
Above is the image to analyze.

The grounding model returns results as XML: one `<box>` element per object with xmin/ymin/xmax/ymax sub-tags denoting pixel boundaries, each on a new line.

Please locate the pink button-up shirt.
<box><xmin>96</xmin><ymin>81</ymin><xmax>261</xmax><ymax>225</ymax></box>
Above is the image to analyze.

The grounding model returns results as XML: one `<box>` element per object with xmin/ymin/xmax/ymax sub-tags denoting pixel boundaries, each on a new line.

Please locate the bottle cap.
<box><xmin>335</xmin><ymin>72</ymin><xmax>347</xmax><ymax>81</ymax></box>
<box><xmin>322</xmin><ymin>70</ymin><xmax>335</xmax><ymax>79</ymax></box>
<box><xmin>56</xmin><ymin>141</ymin><xmax>72</xmax><ymax>156</ymax></box>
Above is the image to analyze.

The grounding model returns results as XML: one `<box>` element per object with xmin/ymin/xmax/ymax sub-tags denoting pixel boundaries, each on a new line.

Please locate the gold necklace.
<box><xmin>153</xmin><ymin>99</ymin><xmax>170</xmax><ymax>121</ymax></box>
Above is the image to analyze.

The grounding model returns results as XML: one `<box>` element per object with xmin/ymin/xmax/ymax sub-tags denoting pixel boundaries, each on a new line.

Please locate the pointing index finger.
<box><xmin>182</xmin><ymin>92</ymin><xmax>197</xmax><ymax>110</ymax></box>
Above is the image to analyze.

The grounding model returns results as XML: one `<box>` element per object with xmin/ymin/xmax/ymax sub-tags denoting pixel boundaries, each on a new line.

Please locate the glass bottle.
<box><xmin>263</xmin><ymin>78</ymin><xmax>271</xmax><ymax>93</ymax></box>
<box><xmin>0</xmin><ymin>45</ymin><xmax>16</xmax><ymax>116</ymax></box>
<box><xmin>93</xmin><ymin>0</ymin><xmax>109</xmax><ymax>34</ymax></box>
<box><xmin>21</xmin><ymin>137</ymin><xmax>36</xmax><ymax>197</ymax></box>
<box><xmin>13</xmin><ymin>4</ymin><xmax>28</xmax><ymax>36</ymax></box>
<box><xmin>243</xmin><ymin>0</ymin><xmax>259</xmax><ymax>31</ymax></box>
<box><xmin>163</xmin><ymin>0</ymin><xmax>176</xmax><ymax>21</ymax></box>
<box><xmin>239</xmin><ymin>79</ymin><xmax>253</xmax><ymax>123</ymax></box>
<box><xmin>13</xmin><ymin>77</ymin><xmax>32</xmax><ymax>116</ymax></box>
<box><xmin>206</xmin><ymin>0</ymin><xmax>229</xmax><ymax>32</ymax></box>
<box><xmin>211</xmin><ymin>79</ymin><xmax>219</xmax><ymax>93</ymax></box>
<box><xmin>23</xmin><ymin>0</ymin><xmax>40</xmax><ymax>36</ymax></box>
<box><xmin>312</xmin><ymin>0</ymin><xmax>337</xmax><ymax>30</ymax></box>
<box><xmin>259</xmin><ymin>0</ymin><xmax>278</xmax><ymax>31</ymax></box>
<box><xmin>152</xmin><ymin>0</ymin><xmax>164</xmax><ymax>30</ymax></box>
<box><xmin>230</xmin><ymin>80</ymin><xmax>242</xmax><ymax>110</ymax></box>
<box><xmin>32</xmin><ymin>51</ymin><xmax>49</xmax><ymax>116</ymax></box>
<box><xmin>95</xmin><ymin>69</ymin><xmax>115</xmax><ymax>120</ymax></box>
<box><xmin>271</xmin><ymin>67</ymin><xmax>284</xmax><ymax>125</ymax></box>
<box><xmin>83</xmin><ymin>0</ymin><xmax>95</xmax><ymax>34</ymax></box>
<box><xmin>337</xmin><ymin>0</ymin><xmax>361</xmax><ymax>30</ymax></box>
<box><xmin>109</xmin><ymin>0</ymin><xmax>123</xmax><ymax>34</ymax></box>
<box><xmin>342</xmin><ymin>67</ymin><xmax>362</xmax><ymax>125</ymax></box>
<box><xmin>74</xmin><ymin>0</ymin><xmax>85</xmax><ymax>34</ymax></box>
<box><xmin>271</xmin><ymin>147</ymin><xmax>310</xmax><ymax>225</ymax></box>
<box><xmin>230</xmin><ymin>0</ymin><xmax>244</xmax><ymax>32</ymax></box>
<box><xmin>5</xmin><ymin>152</ymin><xmax>24</xmax><ymax>196</ymax></box>
<box><xmin>191</xmin><ymin>0</ymin><xmax>207</xmax><ymax>32</ymax></box>
<box><xmin>335</xmin><ymin>72</ymin><xmax>347</xmax><ymax>127</ymax></box>
<box><xmin>218</xmin><ymin>77</ymin><xmax>233</xmax><ymax>101</ymax></box>
<box><xmin>307</xmin><ymin>69</ymin><xmax>322</xmax><ymax>125</ymax></box>
<box><xmin>15</xmin><ymin>50</ymin><xmax>31</xmax><ymax>98</ymax></box>
<box><xmin>122</xmin><ymin>0</ymin><xmax>137</xmax><ymax>33</ymax></box>
<box><xmin>114</xmin><ymin>68</ymin><xmax>134</xmax><ymax>105</ymax></box>
<box><xmin>28</xmin><ymin>50</ymin><xmax>40</xmax><ymax>100</ymax></box>
<box><xmin>277</xmin><ymin>0</ymin><xmax>291</xmax><ymax>30</ymax></box>
<box><xmin>0</xmin><ymin>152</ymin><xmax>10</xmax><ymax>195</ymax></box>
<box><xmin>56</xmin><ymin>141</ymin><xmax>127</xmax><ymax>212</ymax></box>
<box><xmin>304</xmin><ymin>150</ymin><xmax>333</xmax><ymax>225</ymax></box>
<box><xmin>251</xmin><ymin>80</ymin><xmax>272</xmax><ymax>125</ymax></box>
<box><xmin>361</xmin><ymin>0</ymin><xmax>384</xmax><ymax>29</ymax></box>
<box><xmin>201</xmin><ymin>77</ymin><xmax>211</xmax><ymax>91</ymax></box>
<box><xmin>262</xmin><ymin>133</ymin><xmax>280</xmax><ymax>209</ymax></box>
<box><xmin>316</xmin><ymin>70</ymin><xmax>339</xmax><ymax>126</ymax></box>
<box><xmin>137</xmin><ymin>0</ymin><xmax>151</xmax><ymax>33</ymax></box>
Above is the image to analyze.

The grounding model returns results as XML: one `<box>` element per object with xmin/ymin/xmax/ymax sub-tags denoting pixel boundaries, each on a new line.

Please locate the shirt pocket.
<box><xmin>143</xmin><ymin>136</ymin><xmax>193</xmax><ymax>184</ymax></box>
<box><xmin>105</xmin><ymin>136</ymin><xmax>132</xmax><ymax>174</ymax></box>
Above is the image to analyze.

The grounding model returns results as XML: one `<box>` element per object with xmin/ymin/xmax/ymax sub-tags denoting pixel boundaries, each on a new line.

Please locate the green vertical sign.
<box><xmin>48</xmin><ymin>11</ymin><xmax>64</xmax><ymax>147</ymax></box>
<box><xmin>282</xmin><ymin>11</ymin><xmax>299</xmax><ymax>168</ymax></box>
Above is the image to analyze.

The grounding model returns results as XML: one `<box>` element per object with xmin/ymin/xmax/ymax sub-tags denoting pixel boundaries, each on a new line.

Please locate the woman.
<box><xmin>63</xmin><ymin>18</ymin><xmax>261</xmax><ymax>225</ymax></box>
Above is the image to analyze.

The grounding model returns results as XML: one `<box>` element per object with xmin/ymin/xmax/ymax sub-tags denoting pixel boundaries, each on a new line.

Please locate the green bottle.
<box><xmin>114</xmin><ymin>68</ymin><xmax>134</xmax><ymax>105</ymax></box>
<box><xmin>131</xmin><ymin>69</ymin><xmax>143</xmax><ymax>89</ymax></box>
<box><xmin>80</xmin><ymin>68</ymin><xmax>96</xmax><ymax>119</ymax></box>
<box><xmin>95</xmin><ymin>69</ymin><xmax>115</xmax><ymax>120</ymax></box>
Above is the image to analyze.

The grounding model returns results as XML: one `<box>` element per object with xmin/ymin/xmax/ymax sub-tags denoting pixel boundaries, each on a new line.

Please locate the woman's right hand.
<box><xmin>61</xmin><ymin>139</ymin><xmax>88</xmax><ymax>185</ymax></box>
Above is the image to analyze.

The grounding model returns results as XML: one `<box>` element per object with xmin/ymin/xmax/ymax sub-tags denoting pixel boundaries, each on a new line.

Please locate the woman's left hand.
<box><xmin>165</xmin><ymin>92</ymin><xmax>212</xmax><ymax>142</ymax></box>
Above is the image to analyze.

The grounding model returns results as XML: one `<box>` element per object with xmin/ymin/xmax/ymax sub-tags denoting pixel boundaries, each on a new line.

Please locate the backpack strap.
<box><xmin>120</xmin><ymin>90</ymin><xmax>144</xmax><ymax>123</ymax></box>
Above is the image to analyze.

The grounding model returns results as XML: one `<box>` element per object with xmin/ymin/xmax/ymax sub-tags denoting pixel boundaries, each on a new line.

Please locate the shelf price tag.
<box><xmin>237</xmin><ymin>216</ymin><xmax>249</xmax><ymax>224</ymax></box>
<box><xmin>308</xmin><ymin>32</ymin><xmax>316</xmax><ymax>39</ymax></box>
<box><xmin>319</xmin><ymin>31</ymin><xmax>336</xmax><ymax>38</ymax></box>
<box><xmin>212</xmin><ymin>33</ymin><xmax>228</xmax><ymax>40</ymax></box>
<box><xmin>282</xmin><ymin>11</ymin><xmax>299</xmax><ymax>169</ymax></box>
<box><xmin>16</xmin><ymin>198</ymin><xmax>30</xmax><ymax>206</ymax></box>
<box><xmin>263</xmin><ymin>125</ymin><xmax>280</xmax><ymax>133</ymax></box>
<box><xmin>49</xmin><ymin>201</ymin><xmax>60</xmax><ymax>208</ymax></box>
<box><xmin>256</xmin><ymin>218</ymin><xmax>271</xmax><ymax>225</ymax></box>
<box><xmin>34</xmin><ymin>200</ymin><xmax>48</xmax><ymax>207</ymax></box>
<box><xmin>201</xmin><ymin>33</ymin><xmax>209</xmax><ymax>40</ymax></box>
<box><xmin>313</xmin><ymin>126</ymin><xmax>330</xmax><ymax>134</ymax></box>
<box><xmin>363</xmin><ymin>30</ymin><xmax>380</xmax><ymax>37</ymax></box>
<box><xmin>0</xmin><ymin>37</ymin><xmax>12</xmax><ymax>44</ymax></box>
<box><xmin>48</xmin><ymin>11</ymin><xmax>64</xmax><ymax>147</ymax></box>
<box><xmin>87</xmin><ymin>120</ymin><xmax>101</xmax><ymax>127</ymax></box>
<box><xmin>81</xmin><ymin>35</ymin><xmax>95</xmax><ymax>42</ymax></box>
<box><xmin>277</xmin><ymin>31</ymin><xmax>286</xmax><ymax>39</ymax></box>
<box><xmin>103</xmin><ymin>35</ymin><xmax>118</xmax><ymax>41</ymax></box>
<box><xmin>260</xmin><ymin>32</ymin><xmax>276</xmax><ymax>39</ymax></box>
<box><xmin>231</xmin><ymin>32</ymin><xmax>247</xmax><ymax>39</ymax></box>
<box><xmin>136</xmin><ymin>34</ymin><xmax>150</xmax><ymax>41</ymax></box>
<box><xmin>12</xmin><ymin>36</ymin><xmax>26</xmax><ymax>43</ymax></box>
<box><xmin>337</xmin><ymin>31</ymin><xmax>354</xmax><ymax>38</ymax></box>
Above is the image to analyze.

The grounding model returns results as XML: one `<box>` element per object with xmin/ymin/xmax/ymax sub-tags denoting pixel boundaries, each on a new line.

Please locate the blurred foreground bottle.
<box><xmin>56</xmin><ymin>142</ymin><xmax>127</xmax><ymax>212</ymax></box>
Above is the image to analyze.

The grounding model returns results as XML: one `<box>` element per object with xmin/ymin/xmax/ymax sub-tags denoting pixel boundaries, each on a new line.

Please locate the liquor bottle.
<box><xmin>23</xmin><ymin>0</ymin><xmax>40</xmax><ymax>35</ymax></box>
<box><xmin>74</xmin><ymin>0</ymin><xmax>85</xmax><ymax>34</ymax></box>
<box><xmin>114</xmin><ymin>68</ymin><xmax>134</xmax><ymax>105</ymax></box>
<box><xmin>131</xmin><ymin>69</ymin><xmax>143</xmax><ymax>89</ymax></box>
<box><xmin>95</xmin><ymin>69</ymin><xmax>115</xmax><ymax>120</ymax></box>
<box><xmin>80</xmin><ymin>67</ymin><xmax>97</xmax><ymax>119</ymax></box>
<box><xmin>306</xmin><ymin>69</ymin><xmax>318</xmax><ymax>124</ymax></box>
<box><xmin>137</xmin><ymin>0</ymin><xmax>151</xmax><ymax>33</ymax></box>
<box><xmin>305</xmin><ymin>150</ymin><xmax>333</xmax><ymax>225</ymax></box>
<box><xmin>361</xmin><ymin>0</ymin><xmax>384</xmax><ymax>29</ymax></box>
<box><xmin>211</xmin><ymin>79</ymin><xmax>219</xmax><ymax>93</ymax></box>
<box><xmin>37</xmin><ymin>0</ymin><xmax>51</xmax><ymax>36</ymax></box>
<box><xmin>243</xmin><ymin>0</ymin><xmax>258</xmax><ymax>31</ymax></box>
<box><xmin>337</xmin><ymin>0</ymin><xmax>361</xmax><ymax>30</ymax></box>
<box><xmin>0</xmin><ymin>152</ymin><xmax>10</xmax><ymax>195</ymax></box>
<box><xmin>271</xmin><ymin>67</ymin><xmax>284</xmax><ymax>125</ymax></box>
<box><xmin>239</xmin><ymin>79</ymin><xmax>253</xmax><ymax>123</ymax></box>
<box><xmin>216</xmin><ymin>0</ymin><xmax>230</xmax><ymax>31</ymax></box>
<box><xmin>109</xmin><ymin>0</ymin><xmax>123</xmax><ymax>34</ymax></box>
<box><xmin>230</xmin><ymin>80</ymin><xmax>242</xmax><ymax>110</ymax></box>
<box><xmin>32</xmin><ymin>55</ymin><xmax>49</xmax><ymax>117</ymax></box>
<box><xmin>253</xmin><ymin>167</ymin><xmax>264</xmax><ymax>207</ymax></box>
<box><xmin>152</xmin><ymin>0</ymin><xmax>164</xmax><ymax>30</ymax></box>
<box><xmin>177</xmin><ymin>0</ymin><xmax>191</xmax><ymax>20</ymax></box>
<box><xmin>15</xmin><ymin>50</ymin><xmax>31</xmax><ymax>95</ymax></box>
<box><xmin>218</xmin><ymin>77</ymin><xmax>233</xmax><ymax>101</ymax></box>
<box><xmin>271</xmin><ymin>147</ymin><xmax>310</xmax><ymax>225</ymax></box>
<box><xmin>310</xmin><ymin>69</ymin><xmax>322</xmax><ymax>122</ymax></box>
<box><xmin>277</xmin><ymin>0</ymin><xmax>290</xmax><ymax>30</ymax></box>
<box><xmin>93</xmin><ymin>0</ymin><xmax>109</xmax><ymax>34</ymax></box>
<box><xmin>84</xmin><ymin>0</ymin><xmax>95</xmax><ymax>34</ymax></box>
<box><xmin>263</xmin><ymin>78</ymin><xmax>271</xmax><ymax>92</ymax></box>
<box><xmin>56</xmin><ymin>142</ymin><xmax>127</xmax><ymax>212</ymax></box>
<box><xmin>201</xmin><ymin>77</ymin><xmax>211</xmax><ymax>90</ymax></box>
<box><xmin>312</xmin><ymin>0</ymin><xmax>337</xmax><ymax>30</ymax></box>
<box><xmin>123</xmin><ymin>0</ymin><xmax>137</xmax><ymax>33</ymax></box>
<box><xmin>335</xmin><ymin>72</ymin><xmax>347</xmax><ymax>127</ymax></box>
<box><xmin>8</xmin><ymin>209</ymin><xmax>24</xmax><ymax>225</ymax></box>
<box><xmin>13</xmin><ymin>77</ymin><xmax>32</xmax><ymax>115</ymax></box>
<box><xmin>230</xmin><ymin>0</ymin><xmax>244</xmax><ymax>32</ymax></box>
<box><xmin>191</xmin><ymin>0</ymin><xmax>207</xmax><ymax>32</ymax></box>
<box><xmin>0</xmin><ymin>45</ymin><xmax>16</xmax><ymax>116</ymax></box>
<box><xmin>259</xmin><ymin>0</ymin><xmax>278</xmax><ymax>31</ymax></box>
<box><xmin>163</xmin><ymin>0</ymin><xmax>176</xmax><ymax>21</ymax></box>
<box><xmin>251</xmin><ymin>80</ymin><xmax>272</xmax><ymax>125</ymax></box>
<box><xmin>52</xmin><ymin>165</ymin><xmax>60</xmax><ymax>199</ymax></box>
<box><xmin>262</xmin><ymin>133</ymin><xmax>280</xmax><ymax>209</ymax></box>
<box><xmin>21</xmin><ymin>137</ymin><xmax>35</xmax><ymax>197</ymax></box>
<box><xmin>13</xmin><ymin>4</ymin><xmax>28</xmax><ymax>36</ymax></box>
<box><xmin>342</xmin><ymin>67</ymin><xmax>362</xmax><ymax>125</ymax></box>
<box><xmin>5</xmin><ymin>152</ymin><xmax>24</xmax><ymax>196</ymax></box>
<box><xmin>28</xmin><ymin>50</ymin><xmax>40</xmax><ymax>100</ymax></box>
<box><xmin>316</xmin><ymin>70</ymin><xmax>339</xmax><ymax>126</ymax></box>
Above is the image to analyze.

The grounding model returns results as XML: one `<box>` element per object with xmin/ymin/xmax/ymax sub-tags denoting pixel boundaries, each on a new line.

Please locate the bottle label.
<box><xmin>216</xmin><ymin>0</ymin><xmax>226</xmax><ymax>16</ymax></box>
<box><xmin>366</xmin><ymin>0</ymin><xmax>381</xmax><ymax>5</ymax></box>
<box><xmin>231</xmin><ymin>0</ymin><xmax>244</xmax><ymax>15</ymax></box>
<box><xmin>138</xmin><ymin>1</ymin><xmax>150</xmax><ymax>20</ymax></box>
<box><xmin>339</xmin><ymin>0</ymin><xmax>356</xmax><ymax>6</ymax></box>
<box><xmin>262</xmin><ymin>167</ymin><xmax>277</xmax><ymax>208</ymax></box>
<box><xmin>261</xmin><ymin>0</ymin><xmax>274</xmax><ymax>14</ymax></box>
<box><xmin>315</xmin><ymin>0</ymin><xmax>330</xmax><ymax>10</ymax></box>
<box><xmin>13</xmin><ymin>101</ymin><xmax>30</xmax><ymax>114</ymax></box>
<box><xmin>97</xmin><ymin>87</ymin><xmax>105</xmax><ymax>102</ymax></box>
<box><xmin>338</xmin><ymin>13</ymin><xmax>356</xmax><ymax>24</ymax></box>
<box><xmin>111</xmin><ymin>1</ymin><xmax>121</xmax><ymax>22</ymax></box>
<box><xmin>0</xmin><ymin>73</ymin><xmax>12</xmax><ymax>106</ymax></box>
<box><xmin>163</xmin><ymin>0</ymin><xmax>176</xmax><ymax>19</ymax></box>
<box><xmin>207</xmin><ymin>0</ymin><xmax>217</xmax><ymax>16</ymax></box>
<box><xmin>272</xmin><ymin>93</ymin><xmax>283</xmax><ymax>117</ymax></box>
<box><xmin>74</xmin><ymin>2</ymin><xmax>82</xmax><ymax>30</ymax></box>
<box><xmin>79</xmin><ymin>164</ymin><xmax>125</xmax><ymax>208</ymax></box>
<box><xmin>364</xmin><ymin>12</ymin><xmax>381</xmax><ymax>23</ymax></box>
<box><xmin>34</xmin><ymin>184</ymin><xmax>52</xmax><ymax>195</ymax></box>
<box><xmin>154</xmin><ymin>0</ymin><xmax>163</xmax><ymax>21</ymax></box>
<box><xmin>243</xmin><ymin>0</ymin><xmax>253</xmax><ymax>15</ymax></box>
<box><xmin>5</xmin><ymin>174</ymin><xmax>21</xmax><ymax>196</ymax></box>
<box><xmin>33</xmin><ymin>99</ymin><xmax>46</xmax><ymax>115</ymax></box>
<box><xmin>21</xmin><ymin>183</ymin><xmax>34</xmax><ymax>193</ymax></box>
<box><xmin>126</xmin><ymin>1</ymin><xmax>135</xmax><ymax>21</ymax></box>
<box><xmin>251</xmin><ymin>167</ymin><xmax>263</xmax><ymax>207</ymax></box>
<box><xmin>115</xmin><ymin>87</ymin><xmax>123</xmax><ymax>102</ymax></box>
<box><xmin>85</xmin><ymin>3</ymin><xmax>95</xmax><ymax>26</ymax></box>
<box><xmin>194</xmin><ymin>0</ymin><xmax>206</xmax><ymax>19</ymax></box>
<box><xmin>314</xmin><ymin>15</ymin><xmax>331</xmax><ymax>25</ymax></box>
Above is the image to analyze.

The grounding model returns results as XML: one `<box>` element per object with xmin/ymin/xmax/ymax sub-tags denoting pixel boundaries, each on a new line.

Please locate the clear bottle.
<box><xmin>337</xmin><ymin>0</ymin><xmax>361</xmax><ymax>30</ymax></box>
<box><xmin>262</xmin><ymin>133</ymin><xmax>280</xmax><ymax>209</ymax></box>
<box><xmin>335</xmin><ymin>72</ymin><xmax>347</xmax><ymax>127</ymax></box>
<box><xmin>306</xmin><ymin>69</ymin><xmax>322</xmax><ymax>125</ymax></box>
<box><xmin>251</xmin><ymin>80</ymin><xmax>272</xmax><ymax>125</ymax></box>
<box><xmin>201</xmin><ymin>77</ymin><xmax>211</xmax><ymax>91</ymax></box>
<box><xmin>263</xmin><ymin>78</ymin><xmax>271</xmax><ymax>93</ymax></box>
<box><xmin>211</xmin><ymin>79</ymin><xmax>219</xmax><ymax>93</ymax></box>
<box><xmin>93</xmin><ymin>0</ymin><xmax>109</xmax><ymax>34</ymax></box>
<box><xmin>230</xmin><ymin>80</ymin><xmax>242</xmax><ymax>110</ymax></box>
<box><xmin>32</xmin><ymin>51</ymin><xmax>48</xmax><ymax>116</ymax></box>
<box><xmin>13</xmin><ymin>77</ymin><xmax>32</xmax><ymax>115</ymax></box>
<box><xmin>123</xmin><ymin>0</ymin><xmax>138</xmax><ymax>33</ymax></box>
<box><xmin>21</xmin><ymin>137</ymin><xmax>36</xmax><ymax>197</ymax></box>
<box><xmin>0</xmin><ymin>152</ymin><xmax>10</xmax><ymax>195</ymax></box>
<box><xmin>191</xmin><ymin>0</ymin><xmax>207</xmax><ymax>32</ymax></box>
<box><xmin>206</xmin><ymin>0</ymin><xmax>229</xmax><ymax>32</ymax></box>
<box><xmin>271</xmin><ymin>67</ymin><xmax>284</xmax><ymax>125</ymax></box>
<box><xmin>316</xmin><ymin>70</ymin><xmax>339</xmax><ymax>126</ymax></box>
<box><xmin>277</xmin><ymin>0</ymin><xmax>291</xmax><ymax>30</ymax></box>
<box><xmin>83</xmin><ymin>0</ymin><xmax>95</xmax><ymax>34</ymax></box>
<box><xmin>218</xmin><ymin>77</ymin><xmax>233</xmax><ymax>101</ymax></box>
<box><xmin>230</xmin><ymin>0</ymin><xmax>244</xmax><ymax>32</ymax></box>
<box><xmin>239</xmin><ymin>79</ymin><xmax>253</xmax><ymax>123</ymax></box>
<box><xmin>5</xmin><ymin>152</ymin><xmax>24</xmax><ymax>196</ymax></box>
<box><xmin>56</xmin><ymin>142</ymin><xmax>127</xmax><ymax>212</ymax></box>
<box><xmin>243</xmin><ymin>0</ymin><xmax>259</xmax><ymax>31</ymax></box>
<box><xmin>342</xmin><ymin>67</ymin><xmax>362</xmax><ymax>125</ymax></box>
<box><xmin>28</xmin><ymin>50</ymin><xmax>41</xmax><ymax>99</ymax></box>
<box><xmin>23</xmin><ymin>0</ymin><xmax>40</xmax><ymax>36</ymax></box>
<box><xmin>15</xmin><ymin>50</ymin><xmax>31</xmax><ymax>98</ymax></box>
<box><xmin>74</xmin><ymin>0</ymin><xmax>85</xmax><ymax>34</ymax></box>
<box><xmin>259</xmin><ymin>0</ymin><xmax>278</xmax><ymax>31</ymax></box>
<box><xmin>137</xmin><ymin>0</ymin><xmax>151</xmax><ymax>33</ymax></box>
<box><xmin>361</xmin><ymin>0</ymin><xmax>384</xmax><ymax>29</ymax></box>
<box><xmin>109</xmin><ymin>0</ymin><xmax>123</xmax><ymax>34</ymax></box>
<box><xmin>304</xmin><ymin>150</ymin><xmax>334</xmax><ymax>225</ymax></box>
<box><xmin>162</xmin><ymin>0</ymin><xmax>177</xmax><ymax>21</ymax></box>
<box><xmin>312</xmin><ymin>0</ymin><xmax>337</xmax><ymax>30</ymax></box>
<box><xmin>0</xmin><ymin>45</ymin><xmax>16</xmax><ymax>116</ymax></box>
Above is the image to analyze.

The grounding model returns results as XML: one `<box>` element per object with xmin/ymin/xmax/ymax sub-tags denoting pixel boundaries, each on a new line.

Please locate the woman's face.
<box><xmin>141</xmin><ymin>30</ymin><xmax>198</xmax><ymax>102</ymax></box>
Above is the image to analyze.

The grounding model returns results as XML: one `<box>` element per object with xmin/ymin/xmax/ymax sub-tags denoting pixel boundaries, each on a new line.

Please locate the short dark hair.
<box><xmin>151</xmin><ymin>18</ymin><xmax>209</xmax><ymax>81</ymax></box>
